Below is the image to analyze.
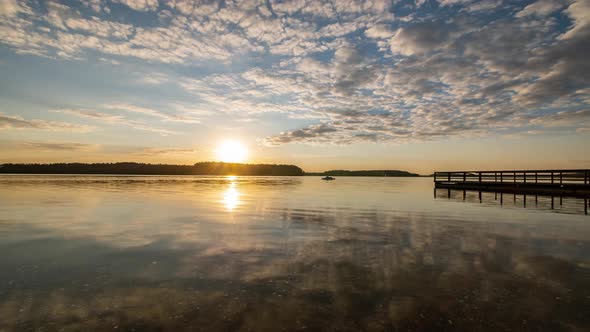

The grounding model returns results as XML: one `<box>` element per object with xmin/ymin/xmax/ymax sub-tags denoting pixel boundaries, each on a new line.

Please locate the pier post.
<box><xmin>560</xmin><ymin>172</ymin><xmax>563</xmax><ymax>185</ymax></box>
<box><xmin>433</xmin><ymin>168</ymin><xmax>589</xmax><ymax>214</ymax></box>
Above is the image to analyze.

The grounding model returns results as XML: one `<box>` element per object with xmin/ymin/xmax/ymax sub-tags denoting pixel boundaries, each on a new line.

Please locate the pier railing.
<box><xmin>434</xmin><ymin>169</ymin><xmax>590</xmax><ymax>185</ymax></box>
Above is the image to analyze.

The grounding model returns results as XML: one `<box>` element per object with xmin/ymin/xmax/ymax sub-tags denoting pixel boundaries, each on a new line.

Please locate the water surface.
<box><xmin>0</xmin><ymin>176</ymin><xmax>589</xmax><ymax>331</ymax></box>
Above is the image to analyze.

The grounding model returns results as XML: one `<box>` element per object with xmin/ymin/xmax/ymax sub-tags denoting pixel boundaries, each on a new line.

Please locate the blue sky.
<box><xmin>0</xmin><ymin>0</ymin><xmax>588</xmax><ymax>173</ymax></box>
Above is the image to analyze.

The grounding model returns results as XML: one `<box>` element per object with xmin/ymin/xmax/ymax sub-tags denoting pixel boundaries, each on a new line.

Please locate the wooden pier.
<box><xmin>434</xmin><ymin>169</ymin><xmax>590</xmax><ymax>214</ymax></box>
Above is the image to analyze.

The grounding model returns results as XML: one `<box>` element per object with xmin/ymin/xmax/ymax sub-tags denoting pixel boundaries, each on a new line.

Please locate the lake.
<box><xmin>0</xmin><ymin>175</ymin><xmax>589</xmax><ymax>331</ymax></box>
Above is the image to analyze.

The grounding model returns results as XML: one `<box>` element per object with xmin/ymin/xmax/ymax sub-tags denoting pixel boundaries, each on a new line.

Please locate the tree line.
<box><xmin>305</xmin><ymin>170</ymin><xmax>419</xmax><ymax>177</ymax></box>
<box><xmin>0</xmin><ymin>162</ymin><xmax>305</xmax><ymax>176</ymax></box>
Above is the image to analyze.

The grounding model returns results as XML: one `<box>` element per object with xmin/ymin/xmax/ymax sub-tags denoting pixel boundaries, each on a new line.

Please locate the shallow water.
<box><xmin>0</xmin><ymin>175</ymin><xmax>589</xmax><ymax>331</ymax></box>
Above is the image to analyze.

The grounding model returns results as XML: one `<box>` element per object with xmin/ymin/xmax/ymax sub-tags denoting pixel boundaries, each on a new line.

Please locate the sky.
<box><xmin>0</xmin><ymin>0</ymin><xmax>588</xmax><ymax>174</ymax></box>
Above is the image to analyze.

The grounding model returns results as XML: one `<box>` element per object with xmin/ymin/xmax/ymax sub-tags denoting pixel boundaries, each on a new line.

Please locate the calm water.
<box><xmin>0</xmin><ymin>175</ymin><xmax>589</xmax><ymax>332</ymax></box>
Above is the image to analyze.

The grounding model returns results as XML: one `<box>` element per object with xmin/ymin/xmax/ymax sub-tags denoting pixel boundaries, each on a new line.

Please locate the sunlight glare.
<box><xmin>216</xmin><ymin>140</ymin><xmax>248</xmax><ymax>163</ymax></box>
<box><xmin>223</xmin><ymin>182</ymin><xmax>240</xmax><ymax>211</ymax></box>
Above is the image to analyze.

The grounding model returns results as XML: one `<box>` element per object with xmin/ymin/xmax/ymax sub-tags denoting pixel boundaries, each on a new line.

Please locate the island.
<box><xmin>305</xmin><ymin>170</ymin><xmax>420</xmax><ymax>177</ymax></box>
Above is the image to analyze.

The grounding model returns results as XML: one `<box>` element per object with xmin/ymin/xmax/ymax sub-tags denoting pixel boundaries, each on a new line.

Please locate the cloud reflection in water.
<box><xmin>0</xmin><ymin>176</ymin><xmax>589</xmax><ymax>331</ymax></box>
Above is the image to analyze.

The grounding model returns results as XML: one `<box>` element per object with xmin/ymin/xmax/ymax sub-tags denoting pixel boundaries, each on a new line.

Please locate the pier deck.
<box><xmin>434</xmin><ymin>169</ymin><xmax>590</xmax><ymax>198</ymax></box>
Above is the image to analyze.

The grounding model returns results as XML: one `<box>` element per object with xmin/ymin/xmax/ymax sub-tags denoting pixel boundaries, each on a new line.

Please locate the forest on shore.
<box><xmin>0</xmin><ymin>162</ymin><xmax>305</xmax><ymax>176</ymax></box>
<box><xmin>0</xmin><ymin>163</ymin><xmax>424</xmax><ymax>177</ymax></box>
<box><xmin>305</xmin><ymin>170</ymin><xmax>420</xmax><ymax>177</ymax></box>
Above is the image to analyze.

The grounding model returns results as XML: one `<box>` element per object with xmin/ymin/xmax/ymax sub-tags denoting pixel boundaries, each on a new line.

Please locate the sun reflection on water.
<box><xmin>222</xmin><ymin>178</ymin><xmax>240</xmax><ymax>211</ymax></box>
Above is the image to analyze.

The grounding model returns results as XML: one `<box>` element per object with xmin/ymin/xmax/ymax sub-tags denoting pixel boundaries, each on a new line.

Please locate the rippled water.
<box><xmin>0</xmin><ymin>175</ymin><xmax>589</xmax><ymax>332</ymax></box>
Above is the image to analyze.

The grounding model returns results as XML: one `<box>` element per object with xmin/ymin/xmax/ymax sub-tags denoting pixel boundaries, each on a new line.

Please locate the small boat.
<box><xmin>321</xmin><ymin>176</ymin><xmax>335</xmax><ymax>180</ymax></box>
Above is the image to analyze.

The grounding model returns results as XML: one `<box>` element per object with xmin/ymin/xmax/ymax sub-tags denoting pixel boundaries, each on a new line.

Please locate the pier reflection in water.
<box><xmin>435</xmin><ymin>188</ymin><xmax>589</xmax><ymax>215</ymax></box>
<box><xmin>0</xmin><ymin>176</ymin><xmax>589</xmax><ymax>332</ymax></box>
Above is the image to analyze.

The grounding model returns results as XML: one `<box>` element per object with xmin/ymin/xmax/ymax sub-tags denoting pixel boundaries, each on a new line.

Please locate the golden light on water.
<box><xmin>223</xmin><ymin>181</ymin><xmax>240</xmax><ymax>211</ymax></box>
<box><xmin>216</xmin><ymin>140</ymin><xmax>248</xmax><ymax>163</ymax></box>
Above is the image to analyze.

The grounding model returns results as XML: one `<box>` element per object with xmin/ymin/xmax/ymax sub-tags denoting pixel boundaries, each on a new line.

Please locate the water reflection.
<box><xmin>222</xmin><ymin>179</ymin><xmax>241</xmax><ymax>211</ymax></box>
<box><xmin>435</xmin><ymin>188</ymin><xmax>589</xmax><ymax>215</ymax></box>
<box><xmin>0</xmin><ymin>176</ymin><xmax>588</xmax><ymax>331</ymax></box>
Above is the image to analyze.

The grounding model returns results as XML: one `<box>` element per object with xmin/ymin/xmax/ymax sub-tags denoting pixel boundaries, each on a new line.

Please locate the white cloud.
<box><xmin>103</xmin><ymin>103</ymin><xmax>201</xmax><ymax>123</ymax></box>
<box><xmin>560</xmin><ymin>0</ymin><xmax>590</xmax><ymax>40</ymax></box>
<box><xmin>365</xmin><ymin>24</ymin><xmax>395</xmax><ymax>39</ymax></box>
<box><xmin>51</xmin><ymin>109</ymin><xmax>123</xmax><ymax>122</ymax></box>
<box><xmin>389</xmin><ymin>22</ymin><xmax>454</xmax><ymax>56</ymax></box>
<box><xmin>0</xmin><ymin>0</ymin><xmax>19</xmax><ymax>17</ymax></box>
<box><xmin>19</xmin><ymin>141</ymin><xmax>97</xmax><ymax>151</ymax></box>
<box><xmin>516</xmin><ymin>0</ymin><xmax>567</xmax><ymax>17</ymax></box>
<box><xmin>112</xmin><ymin>0</ymin><xmax>159</xmax><ymax>12</ymax></box>
<box><xmin>0</xmin><ymin>113</ymin><xmax>92</xmax><ymax>132</ymax></box>
<box><xmin>0</xmin><ymin>0</ymin><xmax>588</xmax><ymax>147</ymax></box>
<box><xmin>530</xmin><ymin>109</ymin><xmax>590</xmax><ymax>126</ymax></box>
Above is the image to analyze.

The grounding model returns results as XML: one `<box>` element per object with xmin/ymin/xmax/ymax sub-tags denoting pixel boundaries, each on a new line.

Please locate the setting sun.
<box><xmin>215</xmin><ymin>140</ymin><xmax>248</xmax><ymax>163</ymax></box>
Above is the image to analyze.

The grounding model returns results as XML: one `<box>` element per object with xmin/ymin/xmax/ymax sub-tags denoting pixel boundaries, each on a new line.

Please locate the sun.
<box><xmin>216</xmin><ymin>140</ymin><xmax>248</xmax><ymax>163</ymax></box>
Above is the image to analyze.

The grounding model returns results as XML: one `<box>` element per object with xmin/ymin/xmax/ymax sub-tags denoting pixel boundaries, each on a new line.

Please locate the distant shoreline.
<box><xmin>305</xmin><ymin>170</ymin><xmax>420</xmax><ymax>177</ymax></box>
<box><xmin>0</xmin><ymin>162</ymin><xmax>423</xmax><ymax>177</ymax></box>
<box><xmin>0</xmin><ymin>162</ymin><xmax>304</xmax><ymax>176</ymax></box>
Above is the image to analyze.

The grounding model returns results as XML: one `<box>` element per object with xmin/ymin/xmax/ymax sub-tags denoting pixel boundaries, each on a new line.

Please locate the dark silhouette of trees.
<box><xmin>311</xmin><ymin>170</ymin><xmax>419</xmax><ymax>177</ymax></box>
<box><xmin>192</xmin><ymin>162</ymin><xmax>303</xmax><ymax>175</ymax></box>
<box><xmin>0</xmin><ymin>162</ymin><xmax>304</xmax><ymax>176</ymax></box>
<box><xmin>0</xmin><ymin>163</ymin><xmax>423</xmax><ymax>177</ymax></box>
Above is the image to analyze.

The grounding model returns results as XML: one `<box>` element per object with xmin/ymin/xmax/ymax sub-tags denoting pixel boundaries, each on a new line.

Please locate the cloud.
<box><xmin>133</xmin><ymin>147</ymin><xmax>198</xmax><ymax>156</ymax></box>
<box><xmin>389</xmin><ymin>22</ymin><xmax>455</xmax><ymax>56</ymax></box>
<box><xmin>560</xmin><ymin>0</ymin><xmax>590</xmax><ymax>40</ymax></box>
<box><xmin>529</xmin><ymin>109</ymin><xmax>590</xmax><ymax>126</ymax></box>
<box><xmin>19</xmin><ymin>141</ymin><xmax>97</xmax><ymax>151</ymax></box>
<box><xmin>103</xmin><ymin>103</ymin><xmax>201</xmax><ymax>123</ymax></box>
<box><xmin>516</xmin><ymin>0</ymin><xmax>567</xmax><ymax>17</ymax></box>
<box><xmin>467</xmin><ymin>0</ymin><xmax>503</xmax><ymax>12</ymax></box>
<box><xmin>112</xmin><ymin>0</ymin><xmax>159</xmax><ymax>12</ymax></box>
<box><xmin>0</xmin><ymin>113</ymin><xmax>92</xmax><ymax>132</ymax></box>
<box><xmin>0</xmin><ymin>0</ymin><xmax>19</xmax><ymax>17</ymax></box>
<box><xmin>365</xmin><ymin>24</ymin><xmax>395</xmax><ymax>39</ymax></box>
<box><xmin>138</xmin><ymin>72</ymin><xmax>170</xmax><ymax>85</ymax></box>
<box><xmin>0</xmin><ymin>0</ymin><xmax>588</xmax><ymax>147</ymax></box>
<box><xmin>52</xmin><ymin>109</ymin><xmax>123</xmax><ymax>122</ymax></box>
<box><xmin>265</xmin><ymin>123</ymin><xmax>339</xmax><ymax>145</ymax></box>
<box><xmin>52</xmin><ymin>108</ymin><xmax>177</xmax><ymax>135</ymax></box>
